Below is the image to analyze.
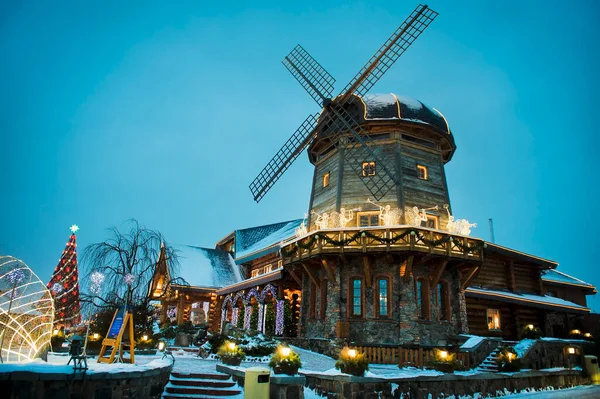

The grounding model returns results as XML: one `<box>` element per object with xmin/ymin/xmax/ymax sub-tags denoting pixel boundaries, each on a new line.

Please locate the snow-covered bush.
<box><xmin>269</xmin><ymin>345</ymin><xmax>302</xmax><ymax>375</ymax></box>
<box><xmin>335</xmin><ymin>347</ymin><xmax>369</xmax><ymax>376</ymax></box>
<box><xmin>496</xmin><ymin>346</ymin><xmax>522</xmax><ymax>372</ymax></box>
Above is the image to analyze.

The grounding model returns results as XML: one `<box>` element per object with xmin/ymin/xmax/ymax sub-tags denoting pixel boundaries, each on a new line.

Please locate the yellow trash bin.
<box><xmin>245</xmin><ymin>366</ymin><xmax>270</xmax><ymax>398</ymax></box>
<box><xmin>584</xmin><ymin>355</ymin><xmax>600</xmax><ymax>384</ymax></box>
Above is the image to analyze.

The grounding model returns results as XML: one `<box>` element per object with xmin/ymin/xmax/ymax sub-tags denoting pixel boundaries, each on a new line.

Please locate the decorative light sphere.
<box><xmin>70</xmin><ymin>224</ymin><xmax>79</xmax><ymax>233</ymax></box>
<box><xmin>227</xmin><ymin>342</ymin><xmax>236</xmax><ymax>351</ymax></box>
<box><xmin>158</xmin><ymin>341</ymin><xmax>166</xmax><ymax>351</ymax></box>
<box><xmin>124</xmin><ymin>273</ymin><xmax>135</xmax><ymax>286</ymax></box>
<box><xmin>142</xmin><ymin>334</ymin><xmax>148</xmax><ymax>341</ymax></box>
<box><xmin>90</xmin><ymin>271</ymin><xmax>105</xmax><ymax>286</ymax></box>
<box><xmin>51</xmin><ymin>282</ymin><xmax>63</xmax><ymax>294</ymax></box>
<box><xmin>527</xmin><ymin>324</ymin><xmax>534</xmax><ymax>330</ymax></box>
<box><xmin>280</xmin><ymin>347</ymin><xmax>291</xmax><ymax>357</ymax></box>
<box><xmin>93</xmin><ymin>333</ymin><xmax>99</xmax><ymax>340</ymax></box>
<box><xmin>439</xmin><ymin>350</ymin><xmax>448</xmax><ymax>359</ymax></box>
<box><xmin>0</xmin><ymin>256</ymin><xmax>55</xmax><ymax>363</ymax></box>
<box><xmin>568</xmin><ymin>347</ymin><xmax>576</xmax><ymax>355</ymax></box>
<box><xmin>347</xmin><ymin>349</ymin><xmax>357</xmax><ymax>358</ymax></box>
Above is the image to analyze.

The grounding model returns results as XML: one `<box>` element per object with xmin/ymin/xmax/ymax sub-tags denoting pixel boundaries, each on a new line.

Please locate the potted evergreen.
<box><xmin>335</xmin><ymin>347</ymin><xmax>369</xmax><ymax>377</ymax></box>
<box><xmin>496</xmin><ymin>347</ymin><xmax>522</xmax><ymax>372</ymax></box>
<box><xmin>218</xmin><ymin>340</ymin><xmax>246</xmax><ymax>366</ymax></box>
<box><xmin>269</xmin><ymin>345</ymin><xmax>302</xmax><ymax>375</ymax></box>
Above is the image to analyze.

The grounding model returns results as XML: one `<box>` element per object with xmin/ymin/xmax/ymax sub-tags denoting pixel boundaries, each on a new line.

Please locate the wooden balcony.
<box><xmin>280</xmin><ymin>226</ymin><xmax>485</xmax><ymax>265</ymax></box>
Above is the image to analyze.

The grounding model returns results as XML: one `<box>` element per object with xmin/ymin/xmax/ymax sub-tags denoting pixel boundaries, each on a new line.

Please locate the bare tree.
<box><xmin>80</xmin><ymin>219</ymin><xmax>179</xmax><ymax>312</ymax></box>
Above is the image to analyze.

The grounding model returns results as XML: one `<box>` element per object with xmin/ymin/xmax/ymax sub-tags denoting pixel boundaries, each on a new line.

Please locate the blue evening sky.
<box><xmin>1</xmin><ymin>1</ymin><xmax>599</xmax><ymax>311</ymax></box>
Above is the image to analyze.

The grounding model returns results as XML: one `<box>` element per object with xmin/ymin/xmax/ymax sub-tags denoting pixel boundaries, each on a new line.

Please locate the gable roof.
<box><xmin>174</xmin><ymin>244</ymin><xmax>242</xmax><ymax>288</ymax></box>
<box><xmin>234</xmin><ymin>219</ymin><xmax>303</xmax><ymax>263</ymax></box>
<box><xmin>542</xmin><ymin>269</ymin><xmax>596</xmax><ymax>291</ymax></box>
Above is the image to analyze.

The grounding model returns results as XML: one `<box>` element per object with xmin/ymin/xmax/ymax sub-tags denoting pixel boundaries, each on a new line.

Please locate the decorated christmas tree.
<box><xmin>47</xmin><ymin>224</ymin><xmax>81</xmax><ymax>329</ymax></box>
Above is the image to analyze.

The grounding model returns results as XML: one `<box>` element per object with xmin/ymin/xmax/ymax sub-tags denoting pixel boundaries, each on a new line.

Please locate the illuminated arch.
<box><xmin>0</xmin><ymin>256</ymin><xmax>54</xmax><ymax>363</ymax></box>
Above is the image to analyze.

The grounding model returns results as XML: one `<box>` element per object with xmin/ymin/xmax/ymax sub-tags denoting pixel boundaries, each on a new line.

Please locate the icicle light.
<box><xmin>0</xmin><ymin>256</ymin><xmax>55</xmax><ymax>363</ymax></box>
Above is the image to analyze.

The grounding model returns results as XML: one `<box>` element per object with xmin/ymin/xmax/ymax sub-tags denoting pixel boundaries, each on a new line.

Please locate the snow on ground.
<box><xmin>0</xmin><ymin>353</ymin><xmax>171</xmax><ymax>374</ymax></box>
<box><xmin>460</xmin><ymin>335</ymin><xmax>485</xmax><ymax>349</ymax></box>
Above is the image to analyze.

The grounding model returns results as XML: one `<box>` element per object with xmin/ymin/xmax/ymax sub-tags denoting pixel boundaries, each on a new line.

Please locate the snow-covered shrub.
<box><xmin>218</xmin><ymin>340</ymin><xmax>246</xmax><ymax>366</ymax></box>
<box><xmin>269</xmin><ymin>345</ymin><xmax>302</xmax><ymax>375</ymax></box>
<box><xmin>425</xmin><ymin>348</ymin><xmax>461</xmax><ymax>373</ymax></box>
<box><xmin>521</xmin><ymin>325</ymin><xmax>542</xmax><ymax>339</ymax></box>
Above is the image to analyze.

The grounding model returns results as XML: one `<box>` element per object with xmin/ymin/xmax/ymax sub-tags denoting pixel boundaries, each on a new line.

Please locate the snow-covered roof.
<box><xmin>173</xmin><ymin>245</ymin><xmax>242</xmax><ymax>288</ymax></box>
<box><xmin>362</xmin><ymin>93</ymin><xmax>451</xmax><ymax>136</ymax></box>
<box><xmin>465</xmin><ymin>287</ymin><xmax>590</xmax><ymax>313</ymax></box>
<box><xmin>235</xmin><ymin>219</ymin><xmax>303</xmax><ymax>263</ymax></box>
<box><xmin>542</xmin><ymin>270</ymin><xmax>596</xmax><ymax>290</ymax></box>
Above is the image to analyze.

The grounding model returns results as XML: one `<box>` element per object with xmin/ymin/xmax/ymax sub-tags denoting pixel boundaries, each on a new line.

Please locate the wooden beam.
<box><xmin>461</xmin><ymin>265</ymin><xmax>480</xmax><ymax>290</ymax></box>
<box><xmin>302</xmin><ymin>263</ymin><xmax>321</xmax><ymax>291</ymax></box>
<box><xmin>363</xmin><ymin>256</ymin><xmax>373</xmax><ymax>288</ymax></box>
<box><xmin>321</xmin><ymin>258</ymin><xmax>336</xmax><ymax>283</ymax></box>
<box><xmin>430</xmin><ymin>259</ymin><xmax>449</xmax><ymax>288</ymax></box>
<box><xmin>287</xmin><ymin>267</ymin><xmax>302</xmax><ymax>286</ymax></box>
<box><xmin>507</xmin><ymin>261</ymin><xmax>516</xmax><ymax>292</ymax></box>
<box><xmin>403</xmin><ymin>255</ymin><xmax>414</xmax><ymax>283</ymax></box>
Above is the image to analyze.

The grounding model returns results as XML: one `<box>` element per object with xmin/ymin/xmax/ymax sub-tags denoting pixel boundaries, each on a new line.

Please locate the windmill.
<box><xmin>249</xmin><ymin>4</ymin><xmax>438</xmax><ymax>203</ymax></box>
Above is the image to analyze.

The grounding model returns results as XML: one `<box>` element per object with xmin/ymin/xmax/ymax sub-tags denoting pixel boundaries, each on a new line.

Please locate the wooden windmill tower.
<box><xmin>250</xmin><ymin>4</ymin><xmax>456</xmax><ymax>231</ymax></box>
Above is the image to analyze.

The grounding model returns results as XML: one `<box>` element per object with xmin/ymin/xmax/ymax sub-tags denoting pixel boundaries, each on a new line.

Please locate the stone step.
<box><xmin>169</xmin><ymin>379</ymin><xmax>236</xmax><ymax>389</ymax></box>
<box><xmin>165</xmin><ymin>385</ymin><xmax>241</xmax><ymax>396</ymax></box>
<box><xmin>171</xmin><ymin>372</ymin><xmax>231</xmax><ymax>381</ymax></box>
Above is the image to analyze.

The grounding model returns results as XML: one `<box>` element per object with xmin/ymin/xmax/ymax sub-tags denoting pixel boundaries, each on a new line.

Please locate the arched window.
<box><xmin>375</xmin><ymin>276</ymin><xmax>391</xmax><ymax>318</ymax></box>
<box><xmin>416</xmin><ymin>278</ymin><xmax>430</xmax><ymax>320</ymax></box>
<box><xmin>437</xmin><ymin>281</ymin><xmax>450</xmax><ymax>321</ymax></box>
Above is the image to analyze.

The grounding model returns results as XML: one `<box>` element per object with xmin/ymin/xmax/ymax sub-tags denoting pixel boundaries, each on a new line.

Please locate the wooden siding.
<box><xmin>471</xmin><ymin>255</ymin><xmax>508</xmax><ymax>290</ymax></box>
<box><xmin>465</xmin><ymin>297</ymin><xmax>516</xmax><ymax>340</ymax></box>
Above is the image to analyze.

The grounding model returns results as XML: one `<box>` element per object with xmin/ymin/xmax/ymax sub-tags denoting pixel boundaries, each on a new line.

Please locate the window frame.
<box><xmin>348</xmin><ymin>277</ymin><xmax>365</xmax><ymax>318</ymax></box>
<box><xmin>437</xmin><ymin>281</ymin><xmax>451</xmax><ymax>321</ymax></box>
<box><xmin>417</xmin><ymin>164</ymin><xmax>428</xmax><ymax>180</ymax></box>
<box><xmin>420</xmin><ymin>214</ymin><xmax>439</xmax><ymax>229</ymax></box>
<box><xmin>487</xmin><ymin>308</ymin><xmax>501</xmax><ymax>331</ymax></box>
<box><xmin>322</xmin><ymin>172</ymin><xmax>330</xmax><ymax>188</ymax></box>
<box><xmin>361</xmin><ymin>161</ymin><xmax>376</xmax><ymax>177</ymax></box>
<box><xmin>357</xmin><ymin>211</ymin><xmax>381</xmax><ymax>227</ymax></box>
<box><xmin>374</xmin><ymin>275</ymin><xmax>392</xmax><ymax>318</ymax></box>
<box><xmin>416</xmin><ymin>277</ymin><xmax>430</xmax><ymax>320</ymax></box>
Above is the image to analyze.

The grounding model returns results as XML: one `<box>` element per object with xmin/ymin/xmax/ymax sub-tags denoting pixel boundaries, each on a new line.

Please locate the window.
<box><xmin>320</xmin><ymin>282</ymin><xmax>328</xmax><ymax>319</ymax></box>
<box><xmin>420</xmin><ymin>214</ymin><xmax>438</xmax><ymax>229</ymax></box>
<box><xmin>309</xmin><ymin>282</ymin><xmax>317</xmax><ymax>319</ymax></box>
<box><xmin>358</xmin><ymin>211</ymin><xmax>380</xmax><ymax>227</ymax></box>
<box><xmin>362</xmin><ymin>161</ymin><xmax>376</xmax><ymax>177</ymax></box>
<box><xmin>263</xmin><ymin>264</ymin><xmax>273</xmax><ymax>273</ymax></box>
<box><xmin>377</xmin><ymin>278</ymin><xmax>389</xmax><ymax>317</ymax></box>
<box><xmin>251</xmin><ymin>268</ymin><xmax>260</xmax><ymax>278</ymax></box>
<box><xmin>350</xmin><ymin>279</ymin><xmax>362</xmax><ymax>317</ymax></box>
<box><xmin>416</xmin><ymin>279</ymin><xmax>430</xmax><ymax>320</ymax></box>
<box><xmin>437</xmin><ymin>282</ymin><xmax>450</xmax><ymax>321</ymax></box>
<box><xmin>322</xmin><ymin>172</ymin><xmax>330</xmax><ymax>188</ymax></box>
<box><xmin>487</xmin><ymin>309</ymin><xmax>501</xmax><ymax>330</ymax></box>
<box><xmin>417</xmin><ymin>165</ymin><xmax>428</xmax><ymax>180</ymax></box>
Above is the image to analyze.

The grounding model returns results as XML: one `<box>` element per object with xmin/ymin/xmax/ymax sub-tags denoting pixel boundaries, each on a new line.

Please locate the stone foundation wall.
<box><xmin>301</xmin><ymin>255</ymin><xmax>467</xmax><ymax>347</ymax></box>
<box><xmin>304</xmin><ymin>370</ymin><xmax>589</xmax><ymax>399</ymax></box>
<box><xmin>0</xmin><ymin>363</ymin><xmax>172</xmax><ymax>399</ymax></box>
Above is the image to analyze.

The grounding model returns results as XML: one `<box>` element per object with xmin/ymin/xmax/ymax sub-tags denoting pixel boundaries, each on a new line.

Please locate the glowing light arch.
<box><xmin>0</xmin><ymin>256</ymin><xmax>54</xmax><ymax>363</ymax></box>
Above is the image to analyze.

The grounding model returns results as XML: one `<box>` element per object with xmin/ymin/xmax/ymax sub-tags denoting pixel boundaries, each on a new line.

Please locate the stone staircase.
<box><xmin>162</xmin><ymin>371</ymin><xmax>242</xmax><ymax>399</ymax></box>
<box><xmin>475</xmin><ymin>340</ymin><xmax>518</xmax><ymax>373</ymax></box>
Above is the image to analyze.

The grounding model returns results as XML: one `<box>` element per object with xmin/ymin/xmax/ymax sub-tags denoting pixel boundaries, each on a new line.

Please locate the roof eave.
<box><xmin>485</xmin><ymin>243</ymin><xmax>558</xmax><ymax>269</ymax></box>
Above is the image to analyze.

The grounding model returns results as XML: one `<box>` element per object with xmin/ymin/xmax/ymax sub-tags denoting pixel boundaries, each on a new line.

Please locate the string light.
<box><xmin>51</xmin><ymin>283</ymin><xmax>63</xmax><ymax>294</ymax></box>
<box><xmin>444</xmin><ymin>204</ymin><xmax>476</xmax><ymax>236</ymax></box>
<box><xmin>367</xmin><ymin>198</ymin><xmax>401</xmax><ymax>226</ymax></box>
<box><xmin>275</xmin><ymin>299</ymin><xmax>285</xmax><ymax>336</ymax></box>
<box><xmin>70</xmin><ymin>224</ymin><xmax>79</xmax><ymax>234</ymax></box>
<box><xmin>124</xmin><ymin>273</ymin><xmax>135</xmax><ymax>286</ymax></box>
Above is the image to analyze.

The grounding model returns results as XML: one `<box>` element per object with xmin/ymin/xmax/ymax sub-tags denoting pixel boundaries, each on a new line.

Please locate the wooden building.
<box><xmin>150</xmin><ymin>94</ymin><xmax>596</xmax><ymax>347</ymax></box>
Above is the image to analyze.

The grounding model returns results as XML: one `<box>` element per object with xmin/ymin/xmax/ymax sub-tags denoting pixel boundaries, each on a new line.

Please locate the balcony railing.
<box><xmin>280</xmin><ymin>225</ymin><xmax>485</xmax><ymax>264</ymax></box>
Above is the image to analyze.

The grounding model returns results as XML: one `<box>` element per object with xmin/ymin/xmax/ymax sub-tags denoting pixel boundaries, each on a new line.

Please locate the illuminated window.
<box><xmin>437</xmin><ymin>282</ymin><xmax>450</xmax><ymax>321</ymax></box>
<box><xmin>417</xmin><ymin>165</ymin><xmax>428</xmax><ymax>180</ymax></box>
<box><xmin>350</xmin><ymin>279</ymin><xmax>362</xmax><ymax>317</ymax></box>
<box><xmin>322</xmin><ymin>172</ymin><xmax>330</xmax><ymax>188</ymax></box>
<box><xmin>362</xmin><ymin>161</ymin><xmax>376</xmax><ymax>177</ymax></box>
<box><xmin>416</xmin><ymin>279</ymin><xmax>430</xmax><ymax>320</ymax></box>
<box><xmin>263</xmin><ymin>264</ymin><xmax>273</xmax><ymax>273</ymax></box>
<box><xmin>420</xmin><ymin>214</ymin><xmax>438</xmax><ymax>229</ymax></box>
<box><xmin>377</xmin><ymin>278</ymin><xmax>389</xmax><ymax>317</ymax></box>
<box><xmin>487</xmin><ymin>309</ymin><xmax>501</xmax><ymax>330</ymax></box>
<box><xmin>357</xmin><ymin>211</ymin><xmax>380</xmax><ymax>227</ymax></box>
<box><xmin>251</xmin><ymin>268</ymin><xmax>260</xmax><ymax>278</ymax></box>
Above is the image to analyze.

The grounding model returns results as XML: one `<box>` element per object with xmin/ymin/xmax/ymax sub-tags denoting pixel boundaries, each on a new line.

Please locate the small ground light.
<box><xmin>439</xmin><ymin>350</ymin><xmax>448</xmax><ymax>359</ymax></box>
<box><xmin>93</xmin><ymin>333</ymin><xmax>99</xmax><ymax>340</ymax></box>
<box><xmin>227</xmin><ymin>342</ymin><xmax>236</xmax><ymax>351</ymax></box>
<box><xmin>280</xmin><ymin>347</ymin><xmax>291</xmax><ymax>357</ymax></box>
<box><xmin>53</xmin><ymin>329</ymin><xmax>59</xmax><ymax>336</ymax></box>
<box><xmin>347</xmin><ymin>349</ymin><xmax>357</xmax><ymax>358</ymax></box>
<box><xmin>568</xmin><ymin>347</ymin><xmax>576</xmax><ymax>354</ymax></box>
<box><xmin>571</xmin><ymin>329</ymin><xmax>581</xmax><ymax>335</ymax></box>
<box><xmin>142</xmin><ymin>334</ymin><xmax>148</xmax><ymax>341</ymax></box>
<box><xmin>584</xmin><ymin>333</ymin><xmax>592</xmax><ymax>338</ymax></box>
<box><xmin>158</xmin><ymin>341</ymin><xmax>166</xmax><ymax>351</ymax></box>
<box><xmin>527</xmin><ymin>324</ymin><xmax>534</xmax><ymax>330</ymax></box>
<box><xmin>507</xmin><ymin>353</ymin><xmax>514</xmax><ymax>361</ymax></box>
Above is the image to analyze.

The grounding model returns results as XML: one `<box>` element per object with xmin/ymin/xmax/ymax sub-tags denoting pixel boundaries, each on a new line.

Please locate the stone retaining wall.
<box><xmin>0</xmin><ymin>363</ymin><xmax>172</xmax><ymax>399</ymax></box>
<box><xmin>303</xmin><ymin>369</ymin><xmax>589</xmax><ymax>399</ymax></box>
